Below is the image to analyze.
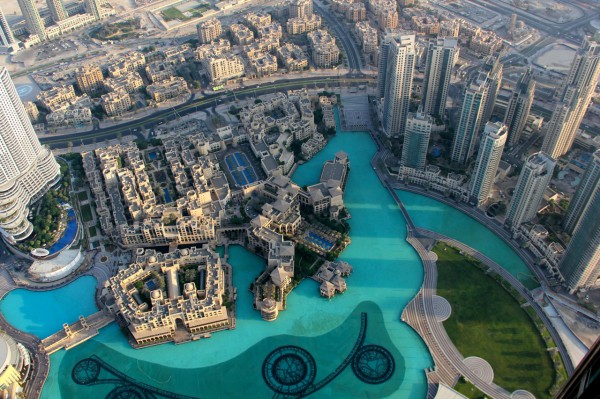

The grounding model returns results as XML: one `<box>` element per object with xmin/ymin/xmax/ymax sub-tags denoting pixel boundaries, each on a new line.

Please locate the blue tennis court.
<box><xmin>224</xmin><ymin>152</ymin><xmax>259</xmax><ymax>187</ymax></box>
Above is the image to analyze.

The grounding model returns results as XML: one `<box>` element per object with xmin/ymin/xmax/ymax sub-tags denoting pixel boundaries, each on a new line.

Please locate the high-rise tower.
<box><xmin>0</xmin><ymin>7</ymin><xmax>16</xmax><ymax>48</ymax></box>
<box><xmin>481</xmin><ymin>55</ymin><xmax>503</xmax><ymax>124</ymax></box>
<box><xmin>505</xmin><ymin>152</ymin><xmax>555</xmax><ymax>230</ymax></box>
<box><xmin>0</xmin><ymin>67</ymin><xmax>60</xmax><ymax>241</ymax></box>
<box><xmin>379</xmin><ymin>33</ymin><xmax>416</xmax><ymax>138</ymax></box>
<box><xmin>469</xmin><ymin>121</ymin><xmax>507</xmax><ymax>205</ymax></box>
<box><xmin>542</xmin><ymin>35</ymin><xmax>600</xmax><ymax>159</ymax></box>
<box><xmin>422</xmin><ymin>37</ymin><xmax>459</xmax><ymax>119</ymax></box>
<box><xmin>16</xmin><ymin>0</ymin><xmax>46</xmax><ymax>41</ymax></box>
<box><xmin>46</xmin><ymin>0</ymin><xmax>68</xmax><ymax>22</ymax></box>
<box><xmin>450</xmin><ymin>74</ymin><xmax>488</xmax><ymax>164</ymax></box>
<box><xmin>401</xmin><ymin>110</ymin><xmax>433</xmax><ymax>170</ymax></box>
<box><xmin>503</xmin><ymin>68</ymin><xmax>535</xmax><ymax>147</ymax></box>
<box><xmin>563</xmin><ymin>149</ymin><xmax>600</xmax><ymax>235</ymax></box>
<box><xmin>558</xmin><ymin>185</ymin><xmax>600</xmax><ymax>293</ymax></box>
<box><xmin>84</xmin><ymin>0</ymin><xmax>102</xmax><ymax>21</ymax></box>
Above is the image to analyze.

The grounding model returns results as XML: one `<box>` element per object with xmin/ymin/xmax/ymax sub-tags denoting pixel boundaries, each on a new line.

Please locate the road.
<box><xmin>313</xmin><ymin>2</ymin><xmax>363</xmax><ymax>73</ymax></box>
<box><xmin>39</xmin><ymin>76</ymin><xmax>375</xmax><ymax>149</ymax></box>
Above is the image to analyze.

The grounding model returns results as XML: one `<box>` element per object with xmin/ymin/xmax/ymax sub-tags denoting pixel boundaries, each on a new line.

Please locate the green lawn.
<box><xmin>77</xmin><ymin>191</ymin><xmax>88</xmax><ymax>201</ymax></box>
<box><xmin>454</xmin><ymin>377</ymin><xmax>486</xmax><ymax>399</ymax></box>
<box><xmin>80</xmin><ymin>204</ymin><xmax>94</xmax><ymax>223</ymax></box>
<box><xmin>434</xmin><ymin>242</ymin><xmax>556</xmax><ymax>398</ymax></box>
<box><xmin>161</xmin><ymin>5</ymin><xmax>209</xmax><ymax>21</ymax></box>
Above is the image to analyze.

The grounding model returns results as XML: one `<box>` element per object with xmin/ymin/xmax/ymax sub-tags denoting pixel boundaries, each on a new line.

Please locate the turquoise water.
<box><xmin>397</xmin><ymin>191</ymin><xmax>539</xmax><ymax>288</ymax></box>
<box><xmin>0</xmin><ymin>275</ymin><xmax>98</xmax><ymax>338</ymax></box>
<box><xmin>0</xmin><ymin>106</ymin><xmax>541</xmax><ymax>398</ymax></box>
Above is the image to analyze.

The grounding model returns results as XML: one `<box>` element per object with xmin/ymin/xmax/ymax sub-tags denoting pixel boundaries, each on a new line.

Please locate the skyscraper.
<box><xmin>542</xmin><ymin>35</ymin><xmax>600</xmax><ymax>159</ymax></box>
<box><xmin>480</xmin><ymin>55</ymin><xmax>503</xmax><ymax>125</ymax></box>
<box><xmin>0</xmin><ymin>7</ymin><xmax>16</xmax><ymax>48</ymax></box>
<box><xmin>379</xmin><ymin>33</ymin><xmax>416</xmax><ymax>138</ymax></box>
<box><xmin>505</xmin><ymin>152</ymin><xmax>555</xmax><ymax>230</ymax></box>
<box><xmin>422</xmin><ymin>37</ymin><xmax>458</xmax><ymax>119</ymax></box>
<box><xmin>0</xmin><ymin>67</ymin><xmax>60</xmax><ymax>242</ymax></box>
<box><xmin>450</xmin><ymin>74</ymin><xmax>488</xmax><ymax>164</ymax></box>
<box><xmin>46</xmin><ymin>0</ymin><xmax>68</xmax><ymax>22</ymax></box>
<box><xmin>401</xmin><ymin>110</ymin><xmax>433</xmax><ymax>170</ymax></box>
<box><xmin>469</xmin><ymin>121</ymin><xmax>507</xmax><ymax>205</ymax></box>
<box><xmin>558</xmin><ymin>185</ymin><xmax>600</xmax><ymax>293</ymax></box>
<box><xmin>84</xmin><ymin>0</ymin><xmax>102</xmax><ymax>21</ymax></box>
<box><xmin>563</xmin><ymin>149</ymin><xmax>600</xmax><ymax>235</ymax></box>
<box><xmin>16</xmin><ymin>0</ymin><xmax>46</xmax><ymax>41</ymax></box>
<box><xmin>503</xmin><ymin>68</ymin><xmax>535</xmax><ymax>147</ymax></box>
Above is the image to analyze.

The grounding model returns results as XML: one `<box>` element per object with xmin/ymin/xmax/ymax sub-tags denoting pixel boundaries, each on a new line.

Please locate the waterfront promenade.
<box><xmin>369</xmin><ymin>146</ymin><xmax>576</xmax><ymax>396</ymax></box>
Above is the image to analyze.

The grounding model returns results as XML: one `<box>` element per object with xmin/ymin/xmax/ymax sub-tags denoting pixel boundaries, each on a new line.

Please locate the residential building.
<box><xmin>203</xmin><ymin>54</ymin><xmax>245</xmax><ymax>84</ymax></box>
<box><xmin>286</xmin><ymin>15</ymin><xmax>321</xmax><ymax>35</ymax></box>
<box><xmin>102</xmin><ymin>89</ymin><xmax>131</xmax><ymax>117</ymax></box>
<box><xmin>439</xmin><ymin>19</ymin><xmax>460</xmax><ymax>37</ymax></box>
<box><xmin>558</xmin><ymin>184</ymin><xmax>600</xmax><ymax>293</ymax></box>
<box><xmin>401</xmin><ymin>110</ymin><xmax>432</xmax><ymax>170</ymax></box>
<box><xmin>504</xmin><ymin>68</ymin><xmax>535</xmax><ymax>147</ymax></box>
<box><xmin>230</xmin><ymin>24</ymin><xmax>254</xmax><ymax>45</ymax></box>
<box><xmin>37</xmin><ymin>85</ymin><xmax>77</xmax><ymax>112</ymax></box>
<box><xmin>412</xmin><ymin>16</ymin><xmax>439</xmax><ymax>35</ymax></box>
<box><xmin>249</xmin><ymin>53</ymin><xmax>278</xmax><ymax>77</ymax></box>
<box><xmin>17</xmin><ymin>0</ymin><xmax>46</xmax><ymax>41</ymax></box>
<box><xmin>289</xmin><ymin>0</ymin><xmax>313</xmax><ymax>18</ymax></box>
<box><xmin>244</xmin><ymin>12</ymin><xmax>271</xmax><ymax>29</ymax></box>
<box><xmin>46</xmin><ymin>107</ymin><xmax>92</xmax><ymax>127</ymax></box>
<box><xmin>197</xmin><ymin>18</ymin><xmax>222</xmax><ymax>44</ymax></box>
<box><xmin>379</xmin><ymin>33</ymin><xmax>416</xmax><ymax>137</ymax></box>
<box><xmin>107</xmin><ymin>52</ymin><xmax>146</xmax><ymax>78</ymax></box>
<box><xmin>23</xmin><ymin>101</ymin><xmax>39</xmax><ymax>123</ymax></box>
<box><xmin>46</xmin><ymin>0</ymin><xmax>68</xmax><ymax>22</ymax></box>
<box><xmin>355</xmin><ymin>21</ymin><xmax>378</xmax><ymax>56</ymax></box>
<box><xmin>0</xmin><ymin>67</ymin><xmax>60</xmax><ymax>241</ymax></box>
<box><xmin>104</xmin><ymin>246</ymin><xmax>230</xmax><ymax>346</ymax></box>
<box><xmin>307</xmin><ymin>29</ymin><xmax>340</xmax><ymax>68</ymax></box>
<box><xmin>505</xmin><ymin>152</ymin><xmax>555</xmax><ymax>230</ymax></box>
<box><xmin>146</xmin><ymin>77</ymin><xmax>189</xmax><ymax>103</ymax></box>
<box><xmin>450</xmin><ymin>74</ymin><xmax>489</xmax><ymax>164</ymax></box>
<box><xmin>74</xmin><ymin>64</ymin><xmax>104</xmax><ymax>95</ymax></box>
<box><xmin>563</xmin><ymin>149</ymin><xmax>600</xmax><ymax>235</ymax></box>
<box><xmin>346</xmin><ymin>3</ymin><xmax>366</xmax><ymax>22</ymax></box>
<box><xmin>145</xmin><ymin>61</ymin><xmax>174</xmax><ymax>83</ymax></box>
<box><xmin>470</xmin><ymin>31</ymin><xmax>502</xmax><ymax>55</ymax></box>
<box><xmin>277</xmin><ymin>43</ymin><xmax>308</xmax><ymax>71</ymax></box>
<box><xmin>258</xmin><ymin>23</ymin><xmax>283</xmax><ymax>41</ymax></box>
<box><xmin>103</xmin><ymin>72</ymin><xmax>144</xmax><ymax>94</ymax></box>
<box><xmin>468</xmin><ymin>122</ymin><xmax>507</xmax><ymax>205</ymax></box>
<box><xmin>194</xmin><ymin>39</ymin><xmax>230</xmax><ymax>61</ymax></box>
<box><xmin>542</xmin><ymin>35</ymin><xmax>600</xmax><ymax>159</ymax></box>
<box><xmin>422</xmin><ymin>37</ymin><xmax>458</xmax><ymax>118</ymax></box>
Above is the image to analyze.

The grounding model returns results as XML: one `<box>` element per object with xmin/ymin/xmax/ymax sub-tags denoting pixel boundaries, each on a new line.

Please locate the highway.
<box><xmin>39</xmin><ymin>75</ymin><xmax>375</xmax><ymax>149</ymax></box>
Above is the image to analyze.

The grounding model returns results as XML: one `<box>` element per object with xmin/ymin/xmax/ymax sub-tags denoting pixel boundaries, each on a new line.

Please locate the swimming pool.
<box><xmin>47</xmin><ymin>207</ymin><xmax>78</xmax><ymax>255</ymax></box>
<box><xmin>307</xmin><ymin>232</ymin><xmax>334</xmax><ymax>251</ymax></box>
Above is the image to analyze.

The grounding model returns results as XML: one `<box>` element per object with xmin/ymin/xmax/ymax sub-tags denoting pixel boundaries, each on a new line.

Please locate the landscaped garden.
<box><xmin>433</xmin><ymin>242</ymin><xmax>566</xmax><ymax>398</ymax></box>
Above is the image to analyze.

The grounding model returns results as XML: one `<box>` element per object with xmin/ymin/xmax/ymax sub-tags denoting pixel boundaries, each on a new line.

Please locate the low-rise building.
<box><xmin>230</xmin><ymin>24</ymin><xmax>254</xmax><ymax>45</ymax></box>
<box><xmin>286</xmin><ymin>14</ymin><xmax>321</xmax><ymax>35</ymax></box>
<box><xmin>103</xmin><ymin>72</ymin><xmax>144</xmax><ymax>94</ymax></box>
<box><xmin>37</xmin><ymin>85</ymin><xmax>76</xmax><ymax>112</ymax></box>
<box><xmin>74</xmin><ymin>64</ymin><xmax>104</xmax><ymax>95</ymax></box>
<box><xmin>145</xmin><ymin>61</ymin><xmax>175</xmax><ymax>83</ymax></box>
<box><xmin>103</xmin><ymin>246</ymin><xmax>231</xmax><ymax>347</ymax></box>
<box><xmin>249</xmin><ymin>53</ymin><xmax>278</xmax><ymax>77</ymax></box>
<box><xmin>147</xmin><ymin>77</ymin><xmax>189</xmax><ymax>103</ymax></box>
<box><xmin>203</xmin><ymin>54</ymin><xmax>245</xmax><ymax>84</ymax></box>
<box><xmin>277</xmin><ymin>43</ymin><xmax>308</xmax><ymax>71</ymax></box>
<box><xmin>412</xmin><ymin>16</ymin><xmax>440</xmax><ymax>35</ymax></box>
<box><xmin>346</xmin><ymin>3</ymin><xmax>366</xmax><ymax>22</ymax></box>
<box><xmin>258</xmin><ymin>23</ymin><xmax>282</xmax><ymax>41</ymax></box>
<box><xmin>308</xmin><ymin>29</ymin><xmax>340</xmax><ymax>68</ymax></box>
<box><xmin>102</xmin><ymin>89</ymin><xmax>131</xmax><ymax>117</ymax></box>
<box><xmin>194</xmin><ymin>39</ymin><xmax>231</xmax><ymax>61</ymax></box>
<box><xmin>197</xmin><ymin>18</ymin><xmax>222</xmax><ymax>44</ymax></box>
<box><xmin>46</xmin><ymin>107</ymin><xmax>92</xmax><ymax>127</ymax></box>
<box><xmin>23</xmin><ymin>101</ymin><xmax>40</xmax><ymax>123</ymax></box>
<box><xmin>107</xmin><ymin>51</ymin><xmax>146</xmax><ymax>78</ymax></box>
<box><xmin>243</xmin><ymin>11</ymin><xmax>271</xmax><ymax>29</ymax></box>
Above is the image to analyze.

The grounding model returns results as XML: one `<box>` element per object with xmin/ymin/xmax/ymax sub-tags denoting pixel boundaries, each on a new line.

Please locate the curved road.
<box><xmin>313</xmin><ymin>2</ymin><xmax>363</xmax><ymax>73</ymax></box>
<box><xmin>40</xmin><ymin>76</ymin><xmax>375</xmax><ymax>149</ymax></box>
